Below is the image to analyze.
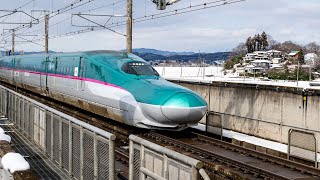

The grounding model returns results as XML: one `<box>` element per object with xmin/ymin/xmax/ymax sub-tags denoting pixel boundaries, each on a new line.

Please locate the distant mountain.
<box><xmin>23</xmin><ymin>50</ymin><xmax>56</xmax><ymax>55</ymax></box>
<box><xmin>132</xmin><ymin>48</ymin><xmax>195</xmax><ymax>56</ymax></box>
<box><xmin>134</xmin><ymin>51</ymin><xmax>230</xmax><ymax>64</ymax></box>
<box><xmin>0</xmin><ymin>49</ymin><xmax>230</xmax><ymax>64</ymax></box>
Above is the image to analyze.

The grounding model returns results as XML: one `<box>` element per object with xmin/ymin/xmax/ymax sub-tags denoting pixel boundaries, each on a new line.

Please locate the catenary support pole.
<box><xmin>126</xmin><ymin>0</ymin><xmax>132</xmax><ymax>53</ymax></box>
<box><xmin>12</xmin><ymin>29</ymin><xmax>15</xmax><ymax>56</ymax></box>
<box><xmin>45</xmin><ymin>14</ymin><xmax>49</xmax><ymax>53</ymax></box>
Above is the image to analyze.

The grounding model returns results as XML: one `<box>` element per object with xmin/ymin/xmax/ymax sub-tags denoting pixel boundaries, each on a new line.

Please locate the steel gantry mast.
<box><xmin>126</xmin><ymin>0</ymin><xmax>181</xmax><ymax>53</ymax></box>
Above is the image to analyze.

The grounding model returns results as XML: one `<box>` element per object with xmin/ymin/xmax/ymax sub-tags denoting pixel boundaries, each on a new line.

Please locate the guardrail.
<box><xmin>0</xmin><ymin>85</ymin><xmax>116</xmax><ymax>180</ymax></box>
<box><xmin>206</xmin><ymin>111</ymin><xmax>223</xmax><ymax>140</ymax></box>
<box><xmin>0</xmin><ymin>87</ymin><xmax>7</xmax><ymax>117</ymax></box>
<box><xmin>288</xmin><ymin>129</ymin><xmax>318</xmax><ymax>168</ymax></box>
<box><xmin>129</xmin><ymin>135</ymin><xmax>210</xmax><ymax>180</ymax></box>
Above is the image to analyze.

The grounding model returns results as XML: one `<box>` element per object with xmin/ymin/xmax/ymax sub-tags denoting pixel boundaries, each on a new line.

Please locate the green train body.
<box><xmin>0</xmin><ymin>50</ymin><xmax>207</xmax><ymax>130</ymax></box>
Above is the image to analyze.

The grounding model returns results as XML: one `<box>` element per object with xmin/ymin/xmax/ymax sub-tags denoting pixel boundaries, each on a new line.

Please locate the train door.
<box><xmin>11</xmin><ymin>58</ymin><xmax>19</xmax><ymax>82</ymax></box>
<box><xmin>78</xmin><ymin>57</ymin><xmax>85</xmax><ymax>91</ymax></box>
<box><xmin>52</xmin><ymin>57</ymin><xmax>58</xmax><ymax>86</ymax></box>
<box><xmin>40</xmin><ymin>57</ymin><xmax>48</xmax><ymax>89</ymax></box>
<box><xmin>11</xmin><ymin>58</ymin><xmax>15</xmax><ymax>81</ymax></box>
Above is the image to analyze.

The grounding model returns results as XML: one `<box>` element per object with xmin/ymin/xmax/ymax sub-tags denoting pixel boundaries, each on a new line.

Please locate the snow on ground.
<box><xmin>0</xmin><ymin>134</ymin><xmax>11</xmax><ymax>143</ymax></box>
<box><xmin>154</xmin><ymin>66</ymin><xmax>224</xmax><ymax>78</ymax></box>
<box><xmin>0</xmin><ymin>127</ymin><xmax>4</xmax><ymax>134</ymax></box>
<box><xmin>193</xmin><ymin>124</ymin><xmax>320</xmax><ymax>162</ymax></box>
<box><xmin>1</xmin><ymin>153</ymin><xmax>30</xmax><ymax>173</ymax></box>
<box><xmin>154</xmin><ymin>66</ymin><xmax>320</xmax><ymax>90</ymax></box>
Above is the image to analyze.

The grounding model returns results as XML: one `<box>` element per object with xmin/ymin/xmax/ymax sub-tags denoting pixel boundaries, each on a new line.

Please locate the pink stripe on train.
<box><xmin>0</xmin><ymin>67</ymin><xmax>127</xmax><ymax>91</ymax></box>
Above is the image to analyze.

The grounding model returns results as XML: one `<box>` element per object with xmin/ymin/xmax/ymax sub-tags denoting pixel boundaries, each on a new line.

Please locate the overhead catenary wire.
<box><xmin>12</xmin><ymin>0</ymin><xmax>245</xmax><ymax>46</ymax></box>
<box><xmin>15</xmin><ymin>0</ymin><xmax>36</xmax><ymax>10</ymax></box>
<box><xmin>1</xmin><ymin>0</ymin><xmax>124</xmax><ymax>39</ymax></box>
<box><xmin>4</xmin><ymin>0</ymin><xmax>126</xmax><ymax>41</ymax></box>
<box><xmin>1</xmin><ymin>0</ymin><xmax>99</xmax><ymax>37</ymax></box>
<box><xmin>3</xmin><ymin>0</ymin><xmax>246</xmax><ymax>49</ymax></box>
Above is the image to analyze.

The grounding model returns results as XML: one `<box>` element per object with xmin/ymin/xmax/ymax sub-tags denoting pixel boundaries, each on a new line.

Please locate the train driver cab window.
<box><xmin>121</xmin><ymin>62</ymin><xmax>159</xmax><ymax>76</ymax></box>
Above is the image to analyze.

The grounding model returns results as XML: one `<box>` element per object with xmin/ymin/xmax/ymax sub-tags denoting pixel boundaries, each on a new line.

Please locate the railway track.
<box><xmin>0</xmin><ymin>82</ymin><xmax>136</xmax><ymax>179</ymax></box>
<box><xmin>141</xmin><ymin>131</ymin><xmax>320</xmax><ymax>179</ymax></box>
<box><xmin>3</xmin><ymin>81</ymin><xmax>320</xmax><ymax>179</ymax></box>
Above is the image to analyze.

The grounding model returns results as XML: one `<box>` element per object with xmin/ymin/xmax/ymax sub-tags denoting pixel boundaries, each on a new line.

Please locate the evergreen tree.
<box><xmin>298</xmin><ymin>49</ymin><xmax>304</xmax><ymax>64</ymax></box>
<box><xmin>252</xmin><ymin>35</ymin><xmax>257</xmax><ymax>52</ymax></box>
<box><xmin>256</xmin><ymin>34</ymin><xmax>262</xmax><ymax>51</ymax></box>
<box><xmin>261</xmin><ymin>31</ymin><xmax>268</xmax><ymax>50</ymax></box>
<box><xmin>246</xmin><ymin>37</ymin><xmax>252</xmax><ymax>53</ymax></box>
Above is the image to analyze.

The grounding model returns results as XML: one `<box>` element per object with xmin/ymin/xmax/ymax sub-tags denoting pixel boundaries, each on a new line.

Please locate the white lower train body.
<box><xmin>0</xmin><ymin>68</ymin><xmax>203</xmax><ymax>130</ymax></box>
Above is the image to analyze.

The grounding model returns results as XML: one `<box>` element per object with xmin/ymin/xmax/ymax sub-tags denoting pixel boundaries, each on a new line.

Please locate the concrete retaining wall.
<box><xmin>174</xmin><ymin>80</ymin><xmax>320</xmax><ymax>149</ymax></box>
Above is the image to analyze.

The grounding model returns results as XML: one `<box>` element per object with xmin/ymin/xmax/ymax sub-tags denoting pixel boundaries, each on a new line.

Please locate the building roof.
<box><xmin>288</xmin><ymin>51</ymin><xmax>300</xmax><ymax>56</ymax></box>
<box><xmin>267</xmin><ymin>50</ymin><xmax>281</xmax><ymax>53</ymax></box>
<box><xmin>251</xmin><ymin>60</ymin><xmax>272</xmax><ymax>63</ymax></box>
<box><xmin>253</xmin><ymin>51</ymin><xmax>268</xmax><ymax>54</ymax></box>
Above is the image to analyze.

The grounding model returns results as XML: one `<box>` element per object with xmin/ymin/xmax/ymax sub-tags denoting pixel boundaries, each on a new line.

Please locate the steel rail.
<box><xmin>0</xmin><ymin>80</ymin><xmax>131</xmax><ymax>179</ymax></box>
<box><xmin>194</xmin><ymin>132</ymin><xmax>320</xmax><ymax>176</ymax></box>
<box><xmin>2</xmin><ymin>79</ymin><xmax>320</xmax><ymax>179</ymax></box>
<box><xmin>143</xmin><ymin>131</ymin><xmax>320</xmax><ymax>179</ymax></box>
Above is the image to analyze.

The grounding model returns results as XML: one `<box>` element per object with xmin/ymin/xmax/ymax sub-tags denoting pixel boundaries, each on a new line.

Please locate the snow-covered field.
<box><xmin>154</xmin><ymin>66</ymin><xmax>224</xmax><ymax>78</ymax></box>
<box><xmin>154</xmin><ymin>66</ymin><xmax>320</xmax><ymax>90</ymax></box>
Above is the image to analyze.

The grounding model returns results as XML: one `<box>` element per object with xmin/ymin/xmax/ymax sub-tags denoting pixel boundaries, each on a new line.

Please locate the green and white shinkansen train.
<box><xmin>0</xmin><ymin>50</ymin><xmax>207</xmax><ymax>130</ymax></box>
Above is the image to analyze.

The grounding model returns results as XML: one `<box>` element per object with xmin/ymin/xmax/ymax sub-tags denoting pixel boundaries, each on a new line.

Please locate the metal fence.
<box><xmin>0</xmin><ymin>87</ymin><xmax>8</xmax><ymax>117</ymax></box>
<box><xmin>288</xmin><ymin>129</ymin><xmax>318</xmax><ymax>168</ymax></box>
<box><xmin>129</xmin><ymin>135</ymin><xmax>210</xmax><ymax>180</ymax></box>
<box><xmin>0</xmin><ymin>85</ymin><xmax>116</xmax><ymax>180</ymax></box>
<box><xmin>206</xmin><ymin>111</ymin><xmax>223</xmax><ymax>139</ymax></box>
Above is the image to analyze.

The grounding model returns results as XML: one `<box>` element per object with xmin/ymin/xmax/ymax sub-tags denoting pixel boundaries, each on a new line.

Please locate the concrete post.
<box><xmin>199</xmin><ymin>169</ymin><xmax>210</xmax><ymax>180</ymax></box>
<box><xmin>12</xmin><ymin>29</ymin><xmax>15</xmax><ymax>56</ymax></box>
<box><xmin>80</xmin><ymin>127</ymin><xmax>84</xmax><ymax>180</ymax></box>
<box><xmin>128</xmin><ymin>140</ymin><xmax>134</xmax><ymax>180</ymax></box>
<box><xmin>68</xmin><ymin>120</ymin><xmax>72</xmax><ymax>176</ymax></box>
<box><xmin>126</xmin><ymin>0</ymin><xmax>132</xmax><ymax>53</ymax></box>
<box><xmin>93</xmin><ymin>133</ymin><xmax>98</xmax><ymax>180</ymax></box>
<box><xmin>45</xmin><ymin>14</ymin><xmax>49</xmax><ymax>53</ymax></box>
<box><xmin>109</xmin><ymin>138</ymin><xmax>115</xmax><ymax>180</ymax></box>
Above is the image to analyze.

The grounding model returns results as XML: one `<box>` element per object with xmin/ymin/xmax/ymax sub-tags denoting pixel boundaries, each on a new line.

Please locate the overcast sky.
<box><xmin>1</xmin><ymin>0</ymin><xmax>320</xmax><ymax>53</ymax></box>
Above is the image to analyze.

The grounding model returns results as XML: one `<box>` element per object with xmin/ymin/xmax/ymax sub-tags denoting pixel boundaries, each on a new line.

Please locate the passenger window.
<box><xmin>121</xmin><ymin>62</ymin><xmax>159</xmax><ymax>76</ymax></box>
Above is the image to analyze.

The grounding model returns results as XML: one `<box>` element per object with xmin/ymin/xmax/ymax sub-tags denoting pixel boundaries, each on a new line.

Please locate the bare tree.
<box><xmin>273</xmin><ymin>41</ymin><xmax>303</xmax><ymax>53</ymax></box>
<box><xmin>267</xmin><ymin>34</ymin><xmax>279</xmax><ymax>50</ymax></box>
<box><xmin>232</xmin><ymin>43</ymin><xmax>247</xmax><ymax>56</ymax></box>
<box><xmin>313</xmin><ymin>56</ymin><xmax>320</xmax><ymax>72</ymax></box>
<box><xmin>305</xmin><ymin>42</ymin><xmax>320</xmax><ymax>55</ymax></box>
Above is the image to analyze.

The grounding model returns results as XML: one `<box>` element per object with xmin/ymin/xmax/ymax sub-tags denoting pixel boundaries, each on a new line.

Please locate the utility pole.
<box><xmin>12</xmin><ymin>29</ymin><xmax>15</xmax><ymax>56</ymax></box>
<box><xmin>126</xmin><ymin>0</ymin><xmax>132</xmax><ymax>53</ymax></box>
<box><xmin>45</xmin><ymin>14</ymin><xmax>49</xmax><ymax>53</ymax></box>
<box><xmin>297</xmin><ymin>60</ymin><xmax>299</xmax><ymax>87</ymax></box>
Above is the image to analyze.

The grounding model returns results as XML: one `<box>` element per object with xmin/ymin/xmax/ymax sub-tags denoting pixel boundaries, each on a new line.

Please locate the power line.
<box><xmin>15</xmin><ymin>0</ymin><xmax>245</xmax><ymax>44</ymax></box>
<box><xmin>15</xmin><ymin>0</ymin><xmax>36</xmax><ymax>10</ymax></box>
<box><xmin>3</xmin><ymin>0</ymin><xmax>246</xmax><ymax>50</ymax></box>
<box><xmin>1</xmin><ymin>0</ymin><xmax>98</xmax><ymax>37</ymax></box>
<box><xmin>134</xmin><ymin>0</ymin><xmax>246</xmax><ymax>23</ymax></box>
<box><xmin>134</xmin><ymin>0</ymin><xmax>234</xmax><ymax>22</ymax></box>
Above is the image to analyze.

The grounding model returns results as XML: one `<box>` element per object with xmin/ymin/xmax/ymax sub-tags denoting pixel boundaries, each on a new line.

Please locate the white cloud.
<box><xmin>6</xmin><ymin>0</ymin><xmax>320</xmax><ymax>53</ymax></box>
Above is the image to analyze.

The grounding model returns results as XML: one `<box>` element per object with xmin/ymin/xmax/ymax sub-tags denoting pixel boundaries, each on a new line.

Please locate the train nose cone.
<box><xmin>161</xmin><ymin>93</ymin><xmax>207</xmax><ymax>123</ymax></box>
